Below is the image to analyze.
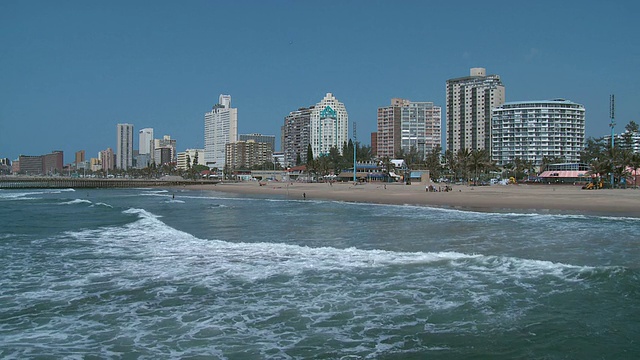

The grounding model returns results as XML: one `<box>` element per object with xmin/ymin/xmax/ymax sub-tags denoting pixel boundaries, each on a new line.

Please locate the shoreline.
<box><xmin>175</xmin><ymin>181</ymin><xmax>640</xmax><ymax>218</ymax></box>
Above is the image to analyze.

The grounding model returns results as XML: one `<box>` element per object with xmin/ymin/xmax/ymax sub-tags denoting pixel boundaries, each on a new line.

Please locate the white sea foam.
<box><xmin>59</xmin><ymin>198</ymin><xmax>92</xmax><ymax>205</ymax></box>
<box><xmin>91</xmin><ymin>202</ymin><xmax>113</xmax><ymax>208</ymax></box>
<box><xmin>87</xmin><ymin>207</ymin><xmax>598</xmax><ymax>285</ymax></box>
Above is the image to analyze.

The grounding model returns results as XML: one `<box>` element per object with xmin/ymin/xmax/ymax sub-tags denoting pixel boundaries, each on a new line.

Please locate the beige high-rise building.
<box><xmin>377</xmin><ymin>98</ymin><xmax>441</xmax><ymax>160</ymax></box>
<box><xmin>446</xmin><ymin>68</ymin><xmax>505</xmax><ymax>154</ymax></box>
<box><xmin>225</xmin><ymin>140</ymin><xmax>272</xmax><ymax>170</ymax></box>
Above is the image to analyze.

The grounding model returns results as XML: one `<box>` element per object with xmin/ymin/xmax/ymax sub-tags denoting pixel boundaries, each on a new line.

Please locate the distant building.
<box><xmin>17</xmin><ymin>155</ymin><xmax>43</xmax><ymax>175</ymax></box>
<box><xmin>177</xmin><ymin>149</ymin><xmax>205</xmax><ymax>170</ymax></box>
<box><xmin>282</xmin><ymin>106</ymin><xmax>313</xmax><ymax>167</ymax></box>
<box><xmin>90</xmin><ymin>157</ymin><xmax>102</xmax><ymax>172</ymax></box>
<box><xmin>446</xmin><ymin>67</ymin><xmax>505</xmax><ymax>153</ymax></box>
<box><xmin>272</xmin><ymin>152</ymin><xmax>285</xmax><ymax>168</ymax></box>
<box><xmin>239</xmin><ymin>133</ymin><xmax>276</xmax><ymax>153</ymax></box>
<box><xmin>116</xmin><ymin>123</ymin><xmax>134</xmax><ymax>170</ymax></box>
<box><xmin>43</xmin><ymin>151</ymin><xmax>63</xmax><ymax>174</ymax></box>
<box><xmin>310</xmin><ymin>93</ymin><xmax>348</xmax><ymax>158</ymax></box>
<box><xmin>153</xmin><ymin>135</ymin><xmax>177</xmax><ymax>165</ymax></box>
<box><xmin>204</xmin><ymin>94</ymin><xmax>238</xmax><ymax>171</ymax></box>
<box><xmin>607</xmin><ymin>129</ymin><xmax>640</xmax><ymax>154</ymax></box>
<box><xmin>75</xmin><ymin>150</ymin><xmax>85</xmax><ymax>169</ymax></box>
<box><xmin>134</xmin><ymin>154</ymin><xmax>151</xmax><ymax>169</ymax></box>
<box><xmin>377</xmin><ymin>98</ymin><xmax>441</xmax><ymax>160</ymax></box>
<box><xmin>0</xmin><ymin>158</ymin><xmax>11</xmax><ymax>175</ymax></box>
<box><xmin>491</xmin><ymin>99</ymin><xmax>586</xmax><ymax>166</ymax></box>
<box><xmin>139</xmin><ymin>128</ymin><xmax>154</xmax><ymax>155</ymax></box>
<box><xmin>155</xmin><ymin>147</ymin><xmax>172</xmax><ymax>167</ymax></box>
<box><xmin>225</xmin><ymin>140</ymin><xmax>272</xmax><ymax>170</ymax></box>
<box><xmin>16</xmin><ymin>151</ymin><xmax>63</xmax><ymax>175</ymax></box>
<box><xmin>100</xmin><ymin>148</ymin><xmax>115</xmax><ymax>171</ymax></box>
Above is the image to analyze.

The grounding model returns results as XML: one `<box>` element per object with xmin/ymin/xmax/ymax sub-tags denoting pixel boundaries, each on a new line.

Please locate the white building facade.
<box><xmin>139</xmin><ymin>128</ymin><xmax>154</xmax><ymax>155</ymax></box>
<box><xmin>446</xmin><ymin>67</ymin><xmax>505</xmax><ymax>153</ymax></box>
<box><xmin>116</xmin><ymin>123</ymin><xmax>133</xmax><ymax>170</ymax></box>
<box><xmin>491</xmin><ymin>99</ymin><xmax>586</xmax><ymax>167</ymax></box>
<box><xmin>310</xmin><ymin>93</ymin><xmax>348</xmax><ymax>158</ymax></box>
<box><xmin>177</xmin><ymin>149</ymin><xmax>205</xmax><ymax>170</ymax></box>
<box><xmin>204</xmin><ymin>94</ymin><xmax>238</xmax><ymax>170</ymax></box>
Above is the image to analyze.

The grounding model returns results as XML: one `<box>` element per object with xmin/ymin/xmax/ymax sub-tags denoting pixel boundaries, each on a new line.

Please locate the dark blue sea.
<box><xmin>1</xmin><ymin>187</ymin><xmax>639</xmax><ymax>359</ymax></box>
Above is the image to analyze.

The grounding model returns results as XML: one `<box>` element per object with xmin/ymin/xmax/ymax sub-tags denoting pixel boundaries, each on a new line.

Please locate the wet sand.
<box><xmin>180</xmin><ymin>181</ymin><xmax>640</xmax><ymax>218</ymax></box>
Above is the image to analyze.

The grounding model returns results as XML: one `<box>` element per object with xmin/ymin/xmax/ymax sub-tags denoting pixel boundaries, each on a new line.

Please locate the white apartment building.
<box><xmin>177</xmin><ymin>149</ymin><xmax>205</xmax><ymax>170</ymax></box>
<box><xmin>491</xmin><ymin>99</ymin><xmax>586</xmax><ymax>167</ymax></box>
<box><xmin>310</xmin><ymin>93</ymin><xmax>348</xmax><ymax>158</ymax></box>
<box><xmin>139</xmin><ymin>128</ymin><xmax>154</xmax><ymax>155</ymax></box>
<box><xmin>446</xmin><ymin>67</ymin><xmax>505</xmax><ymax>153</ymax></box>
<box><xmin>204</xmin><ymin>94</ymin><xmax>238</xmax><ymax>171</ymax></box>
<box><xmin>377</xmin><ymin>98</ymin><xmax>441</xmax><ymax>160</ymax></box>
<box><xmin>116</xmin><ymin>123</ymin><xmax>133</xmax><ymax>170</ymax></box>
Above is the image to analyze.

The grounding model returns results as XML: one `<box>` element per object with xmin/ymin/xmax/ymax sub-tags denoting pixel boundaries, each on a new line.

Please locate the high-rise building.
<box><xmin>310</xmin><ymin>93</ymin><xmax>348</xmax><ymax>158</ymax></box>
<box><xmin>239</xmin><ymin>133</ymin><xmax>276</xmax><ymax>153</ymax></box>
<box><xmin>100</xmin><ymin>148</ymin><xmax>115</xmax><ymax>172</ymax></box>
<box><xmin>116</xmin><ymin>123</ymin><xmax>134</xmax><ymax>170</ymax></box>
<box><xmin>282</xmin><ymin>106</ymin><xmax>313</xmax><ymax>167</ymax></box>
<box><xmin>204</xmin><ymin>94</ymin><xmax>238</xmax><ymax>171</ymax></box>
<box><xmin>446</xmin><ymin>67</ymin><xmax>505</xmax><ymax>153</ymax></box>
<box><xmin>17</xmin><ymin>151</ymin><xmax>64</xmax><ymax>175</ymax></box>
<box><xmin>139</xmin><ymin>128</ymin><xmax>154</xmax><ymax>155</ymax></box>
<box><xmin>225</xmin><ymin>140</ymin><xmax>272</xmax><ymax>170</ymax></box>
<box><xmin>153</xmin><ymin>135</ymin><xmax>177</xmax><ymax>165</ymax></box>
<box><xmin>75</xmin><ymin>150</ymin><xmax>85</xmax><ymax>169</ymax></box>
<box><xmin>377</xmin><ymin>98</ymin><xmax>441</xmax><ymax>160</ymax></box>
<box><xmin>491</xmin><ymin>99</ymin><xmax>585</xmax><ymax>167</ymax></box>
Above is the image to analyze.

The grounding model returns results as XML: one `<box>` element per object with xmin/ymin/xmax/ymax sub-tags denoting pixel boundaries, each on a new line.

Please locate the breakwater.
<box><xmin>0</xmin><ymin>177</ymin><xmax>218</xmax><ymax>189</ymax></box>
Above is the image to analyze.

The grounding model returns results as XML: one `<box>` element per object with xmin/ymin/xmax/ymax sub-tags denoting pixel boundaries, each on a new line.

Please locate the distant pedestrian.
<box><xmin>303</xmin><ymin>192</ymin><xmax>306</xmax><ymax>200</ymax></box>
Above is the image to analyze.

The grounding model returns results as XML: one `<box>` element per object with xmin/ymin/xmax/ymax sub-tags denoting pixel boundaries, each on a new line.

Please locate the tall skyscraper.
<box><xmin>310</xmin><ymin>93</ymin><xmax>348</xmax><ymax>158</ymax></box>
<box><xmin>282</xmin><ymin>106</ymin><xmax>313</xmax><ymax>167</ymax></box>
<box><xmin>204</xmin><ymin>94</ymin><xmax>238</xmax><ymax>170</ymax></box>
<box><xmin>100</xmin><ymin>148</ymin><xmax>115</xmax><ymax>171</ymax></box>
<box><xmin>139</xmin><ymin>128</ymin><xmax>154</xmax><ymax>155</ymax></box>
<box><xmin>377</xmin><ymin>98</ymin><xmax>441</xmax><ymax>160</ymax></box>
<box><xmin>446</xmin><ymin>67</ymin><xmax>505</xmax><ymax>153</ymax></box>
<box><xmin>491</xmin><ymin>99</ymin><xmax>586</xmax><ymax>166</ymax></box>
<box><xmin>116</xmin><ymin>123</ymin><xmax>134</xmax><ymax>170</ymax></box>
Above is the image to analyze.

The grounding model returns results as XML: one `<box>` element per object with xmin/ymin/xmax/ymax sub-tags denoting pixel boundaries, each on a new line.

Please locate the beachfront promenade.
<box><xmin>0</xmin><ymin>176</ymin><xmax>219</xmax><ymax>189</ymax></box>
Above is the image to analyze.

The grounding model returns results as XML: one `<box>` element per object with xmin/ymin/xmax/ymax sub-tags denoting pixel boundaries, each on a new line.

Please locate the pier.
<box><xmin>0</xmin><ymin>176</ymin><xmax>219</xmax><ymax>189</ymax></box>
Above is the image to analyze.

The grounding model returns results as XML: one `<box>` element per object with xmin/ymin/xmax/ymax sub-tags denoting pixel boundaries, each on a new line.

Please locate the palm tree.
<box><xmin>455</xmin><ymin>148</ymin><xmax>471</xmax><ymax>182</ymax></box>
<box><xmin>469</xmin><ymin>149</ymin><xmax>490</xmax><ymax>185</ymax></box>
<box><xmin>443</xmin><ymin>150</ymin><xmax>457</xmax><ymax>182</ymax></box>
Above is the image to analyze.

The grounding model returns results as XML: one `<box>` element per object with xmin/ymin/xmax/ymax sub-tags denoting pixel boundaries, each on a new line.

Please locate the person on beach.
<box><xmin>303</xmin><ymin>192</ymin><xmax>306</xmax><ymax>200</ymax></box>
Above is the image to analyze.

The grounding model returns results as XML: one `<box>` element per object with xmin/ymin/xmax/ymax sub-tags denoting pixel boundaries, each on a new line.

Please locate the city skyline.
<box><xmin>1</xmin><ymin>1</ymin><xmax>639</xmax><ymax>163</ymax></box>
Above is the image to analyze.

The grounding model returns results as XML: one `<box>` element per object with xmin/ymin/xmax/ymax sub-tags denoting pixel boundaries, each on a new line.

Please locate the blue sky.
<box><xmin>1</xmin><ymin>0</ymin><xmax>639</xmax><ymax>163</ymax></box>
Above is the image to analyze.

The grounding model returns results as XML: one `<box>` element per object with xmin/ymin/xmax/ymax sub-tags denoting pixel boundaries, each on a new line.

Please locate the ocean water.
<box><xmin>1</xmin><ymin>187</ymin><xmax>639</xmax><ymax>359</ymax></box>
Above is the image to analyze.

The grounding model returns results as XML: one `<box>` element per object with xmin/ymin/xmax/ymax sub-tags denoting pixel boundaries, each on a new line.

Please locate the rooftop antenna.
<box><xmin>609</xmin><ymin>94</ymin><xmax>615</xmax><ymax>188</ymax></box>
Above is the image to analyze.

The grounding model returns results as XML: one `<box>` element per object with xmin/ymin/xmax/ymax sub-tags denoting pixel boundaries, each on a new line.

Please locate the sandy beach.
<box><xmin>180</xmin><ymin>181</ymin><xmax>640</xmax><ymax>218</ymax></box>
